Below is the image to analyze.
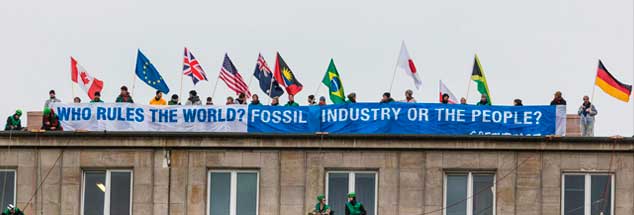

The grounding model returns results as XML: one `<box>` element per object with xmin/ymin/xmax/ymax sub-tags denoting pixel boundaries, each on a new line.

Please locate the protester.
<box><xmin>116</xmin><ymin>85</ymin><xmax>134</xmax><ymax>103</ymax></box>
<box><xmin>550</xmin><ymin>91</ymin><xmax>567</xmax><ymax>105</ymax></box>
<box><xmin>2</xmin><ymin>204</ymin><xmax>24</xmax><ymax>215</ymax></box>
<box><xmin>308</xmin><ymin>95</ymin><xmax>317</xmax><ymax>105</ymax></box>
<box><xmin>206</xmin><ymin>97</ymin><xmax>214</xmax><ymax>105</ymax></box>
<box><xmin>577</xmin><ymin>95</ymin><xmax>598</xmax><ymax>137</ymax></box>
<box><xmin>347</xmin><ymin>93</ymin><xmax>357</xmax><ymax>103</ymax></box>
<box><xmin>225</xmin><ymin>96</ymin><xmax>235</xmax><ymax>105</ymax></box>
<box><xmin>513</xmin><ymin>99</ymin><xmax>523</xmax><ymax>106</ymax></box>
<box><xmin>250</xmin><ymin>94</ymin><xmax>262</xmax><ymax>106</ymax></box>
<box><xmin>168</xmin><ymin>94</ymin><xmax>181</xmax><ymax>105</ymax></box>
<box><xmin>73</xmin><ymin>97</ymin><xmax>81</xmax><ymax>103</ymax></box>
<box><xmin>149</xmin><ymin>91</ymin><xmax>167</xmax><ymax>105</ymax></box>
<box><xmin>402</xmin><ymin>89</ymin><xmax>416</xmax><ymax>103</ymax></box>
<box><xmin>90</xmin><ymin>92</ymin><xmax>103</xmax><ymax>103</ymax></box>
<box><xmin>44</xmin><ymin>89</ymin><xmax>61</xmax><ymax>108</ymax></box>
<box><xmin>42</xmin><ymin>107</ymin><xmax>62</xmax><ymax>131</ymax></box>
<box><xmin>186</xmin><ymin>90</ymin><xmax>202</xmax><ymax>105</ymax></box>
<box><xmin>235</xmin><ymin>93</ymin><xmax>247</xmax><ymax>104</ymax></box>
<box><xmin>285</xmin><ymin>94</ymin><xmax>299</xmax><ymax>106</ymax></box>
<box><xmin>380</xmin><ymin>92</ymin><xmax>394</xmax><ymax>103</ymax></box>
<box><xmin>311</xmin><ymin>194</ymin><xmax>331</xmax><ymax>215</ymax></box>
<box><xmin>345</xmin><ymin>192</ymin><xmax>367</xmax><ymax>215</ymax></box>
<box><xmin>318</xmin><ymin>96</ymin><xmax>327</xmax><ymax>106</ymax></box>
<box><xmin>271</xmin><ymin>97</ymin><xmax>280</xmax><ymax>106</ymax></box>
<box><xmin>460</xmin><ymin>97</ymin><xmax>467</xmax><ymax>104</ymax></box>
<box><xmin>441</xmin><ymin>93</ymin><xmax>450</xmax><ymax>104</ymax></box>
<box><xmin>4</xmin><ymin>110</ymin><xmax>23</xmax><ymax>131</ymax></box>
<box><xmin>476</xmin><ymin>94</ymin><xmax>490</xmax><ymax>106</ymax></box>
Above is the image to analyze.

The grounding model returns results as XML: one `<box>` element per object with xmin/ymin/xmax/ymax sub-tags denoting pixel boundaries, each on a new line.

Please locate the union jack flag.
<box><xmin>183</xmin><ymin>47</ymin><xmax>208</xmax><ymax>84</ymax></box>
<box><xmin>219</xmin><ymin>54</ymin><xmax>251</xmax><ymax>97</ymax></box>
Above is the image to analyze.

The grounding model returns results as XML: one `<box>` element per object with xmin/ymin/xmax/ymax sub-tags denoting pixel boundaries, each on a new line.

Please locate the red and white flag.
<box><xmin>439</xmin><ymin>80</ymin><xmax>458</xmax><ymax>104</ymax></box>
<box><xmin>71</xmin><ymin>57</ymin><xmax>104</xmax><ymax>100</ymax></box>
<box><xmin>396</xmin><ymin>41</ymin><xmax>422</xmax><ymax>90</ymax></box>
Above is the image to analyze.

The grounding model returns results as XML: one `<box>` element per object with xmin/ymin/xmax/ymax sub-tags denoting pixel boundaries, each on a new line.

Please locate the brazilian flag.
<box><xmin>321</xmin><ymin>59</ymin><xmax>346</xmax><ymax>104</ymax></box>
<box><xmin>471</xmin><ymin>54</ymin><xmax>491</xmax><ymax>104</ymax></box>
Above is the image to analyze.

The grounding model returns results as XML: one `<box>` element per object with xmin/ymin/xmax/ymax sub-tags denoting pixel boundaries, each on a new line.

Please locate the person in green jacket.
<box><xmin>2</xmin><ymin>204</ymin><xmax>24</xmax><ymax>215</ymax></box>
<box><xmin>115</xmin><ymin>86</ymin><xmax>134</xmax><ymax>103</ymax></box>
<box><xmin>284</xmin><ymin>94</ymin><xmax>299</xmax><ymax>107</ymax></box>
<box><xmin>345</xmin><ymin>192</ymin><xmax>366</xmax><ymax>215</ymax></box>
<box><xmin>311</xmin><ymin>194</ymin><xmax>331</xmax><ymax>215</ymax></box>
<box><xmin>90</xmin><ymin>91</ymin><xmax>104</xmax><ymax>103</ymax></box>
<box><xmin>4</xmin><ymin>110</ymin><xmax>23</xmax><ymax>131</ymax></box>
<box><xmin>250</xmin><ymin>94</ymin><xmax>263</xmax><ymax>106</ymax></box>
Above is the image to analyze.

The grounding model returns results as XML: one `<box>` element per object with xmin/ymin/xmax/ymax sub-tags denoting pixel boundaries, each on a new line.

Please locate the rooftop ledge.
<box><xmin>0</xmin><ymin>131</ymin><xmax>632</xmax><ymax>152</ymax></box>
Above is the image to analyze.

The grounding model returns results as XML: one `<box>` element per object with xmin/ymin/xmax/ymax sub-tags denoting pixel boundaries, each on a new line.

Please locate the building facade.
<box><xmin>0</xmin><ymin>132</ymin><xmax>631</xmax><ymax>215</ymax></box>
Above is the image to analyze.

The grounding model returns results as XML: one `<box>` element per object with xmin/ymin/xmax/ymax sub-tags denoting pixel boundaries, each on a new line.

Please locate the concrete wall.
<box><xmin>0</xmin><ymin>133</ymin><xmax>632</xmax><ymax>215</ymax></box>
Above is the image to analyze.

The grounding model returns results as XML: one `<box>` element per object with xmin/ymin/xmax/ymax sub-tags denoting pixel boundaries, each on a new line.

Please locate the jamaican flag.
<box><xmin>321</xmin><ymin>59</ymin><xmax>346</xmax><ymax>104</ymax></box>
<box><xmin>471</xmin><ymin>54</ymin><xmax>491</xmax><ymax>104</ymax></box>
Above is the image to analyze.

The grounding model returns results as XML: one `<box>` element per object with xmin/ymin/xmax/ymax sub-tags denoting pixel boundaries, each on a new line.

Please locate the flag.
<box><xmin>439</xmin><ymin>80</ymin><xmax>458</xmax><ymax>104</ymax></box>
<box><xmin>321</xmin><ymin>59</ymin><xmax>346</xmax><ymax>104</ymax></box>
<box><xmin>595</xmin><ymin>60</ymin><xmax>632</xmax><ymax>102</ymax></box>
<box><xmin>274</xmin><ymin>52</ymin><xmax>303</xmax><ymax>95</ymax></box>
<box><xmin>396</xmin><ymin>41</ymin><xmax>422</xmax><ymax>90</ymax></box>
<box><xmin>253</xmin><ymin>54</ymin><xmax>284</xmax><ymax>98</ymax></box>
<box><xmin>471</xmin><ymin>54</ymin><xmax>491</xmax><ymax>104</ymax></box>
<box><xmin>183</xmin><ymin>47</ymin><xmax>208</xmax><ymax>85</ymax></box>
<box><xmin>219</xmin><ymin>54</ymin><xmax>251</xmax><ymax>97</ymax></box>
<box><xmin>135</xmin><ymin>50</ymin><xmax>170</xmax><ymax>93</ymax></box>
<box><xmin>71</xmin><ymin>57</ymin><xmax>104</xmax><ymax>100</ymax></box>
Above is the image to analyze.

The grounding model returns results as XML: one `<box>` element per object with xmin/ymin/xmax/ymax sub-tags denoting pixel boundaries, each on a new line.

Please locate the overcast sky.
<box><xmin>1</xmin><ymin>0</ymin><xmax>632</xmax><ymax>136</ymax></box>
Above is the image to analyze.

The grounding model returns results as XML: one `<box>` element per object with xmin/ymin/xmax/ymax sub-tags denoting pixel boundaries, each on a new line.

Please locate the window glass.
<box><xmin>472</xmin><ymin>174</ymin><xmax>494</xmax><ymax>215</ymax></box>
<box><xmin>236</xmin><ymin>173</ymin><xmax>258</xmax><ymax>215</ymax></box>
<box><xmin>563</xmin><ymin>175</ymin><xmax>585</xmax><ymax>215</ymax></box>
<box><xmin>109</xmin><ymin>172</ymin><xmax>131</xmax><ymax>215</ymax></box>
<box><xmin>355</xmin><ymin>173</ymin><xmax>376</xmax><ymax>215</ymax></box>
<box><xmin>83</xmin><ymin>171</ymin><xmax>106</xmax><ymax>215</ymax></box>
<box><xmin>590</xmin><ymin>175</ymin><xmax>611</xmax><ymax>215</ymax></box>
<box><xmin>210</xmin><ymin>172</ymin><xmax>231</xmax><ymax>215</ymax></box>
<box><xmin>446</xmin><ymin>174</ymin><xmax>468</xmax><ymax>215</ymax></box>
<box><xmin>327</xmin><ymin>173</ymin><xmax>349</xmax><ymax>215</ymax></box>
<box><xmin>0</xmin><ymin>171</ymin><xmax>15</xmax><ymax>210</ymax></box>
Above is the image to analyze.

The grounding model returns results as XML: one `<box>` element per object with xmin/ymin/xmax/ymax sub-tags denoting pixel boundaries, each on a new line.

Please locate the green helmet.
<box><xmin>15</xmin><ymin>109</ymin><xmax>22</xmax><ymax>116</ymax></box>
<box><xmin>347</xmin><ymin>192</ymin><xmax>356</xmax><ymax>198</ymax></box>
<box><xmin>43</xmin><ymin>107</ymin><xmax>51</xmax><ymax>115</ymax></box>
<box><xmin>317</xmin><ymin>194</ymin><xmax>325</xmax><ymax>201</ymax></box>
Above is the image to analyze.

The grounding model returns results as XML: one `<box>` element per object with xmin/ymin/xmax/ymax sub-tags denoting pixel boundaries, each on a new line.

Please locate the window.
<box><xmin>81</xmin><ymin>170</ymin><xmax>133</xmax><ymax>215</ymax></box>
<box><xmin>0</xmin><ymin>170</ymin><xmax>16</xmax><ymax>209</ymax></box>
<box><xmin>443</xmin><ymin>172</ymin><xmax>495</xmax><ymax>215</ymax></box>
<box><xmin>208</xmin><ymin>170</ymin><xmax>259</xmax><ymax>215</ymax></box>
<box><xmin>325</xmin><ymin>171</ymin><xmax>378</xmax><ymax>215</ymax></box>
<box><xmin>561</xmin><ymin>173</ymin><xmax>614</xmax><ymax>215</ymax></box>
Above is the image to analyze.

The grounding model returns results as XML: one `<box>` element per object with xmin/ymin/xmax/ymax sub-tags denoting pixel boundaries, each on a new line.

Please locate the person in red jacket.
<box><xmin>42</xmin><ymin>107</ymin><xmax>63</xmax><ymax>131</ymax></box>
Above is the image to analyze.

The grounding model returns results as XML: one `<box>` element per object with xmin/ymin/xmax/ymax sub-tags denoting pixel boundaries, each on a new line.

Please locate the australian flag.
<box><xmin>135</xmin><ymin>50</ymin><xmax>170</xmax><ymax>93</ymax></box>
<box><xmin>253</xmin><ymin>54</ymin><xmax>284</xmax><ymax>98</ymax></box>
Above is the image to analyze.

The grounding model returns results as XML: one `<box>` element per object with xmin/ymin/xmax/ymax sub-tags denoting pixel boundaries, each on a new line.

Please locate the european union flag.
<box><xmin>135</xmin><ymin>50</ymin><xmax>170</xmax><ymax>94</ymax></box>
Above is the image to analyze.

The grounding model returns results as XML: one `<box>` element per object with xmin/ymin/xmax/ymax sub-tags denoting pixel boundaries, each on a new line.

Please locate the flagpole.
<box><xmin>211</xmin><ymin>74</ymin><xmax>220</xmax><ymax>99</ymax></box>
<box><xmin>388</xmin><ymin>58</ymin><xmax>399</xmax><ymax>94</ymax></box>
<box><xmin>314</xmin><ymin>84</ymin><xmax>322</xmax><ymax>97</ymax></box>
<box><xmin>179</xmin><ymin>69</ymin><xmax>184</xmax><ymax>100</ymax></box>
<box><xmin>71</xmin><ymin>81</ymin><xmax>76</xmax><ymax>100</ymax></box>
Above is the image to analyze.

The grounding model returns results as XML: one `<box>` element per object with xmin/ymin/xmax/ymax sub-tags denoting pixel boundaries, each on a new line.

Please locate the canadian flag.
<box><xmin>396</xmin><ymin>41</ymin><xmax>422</xmax><ymax>90</ymax></box>
<box><xmin>439</xmin><ymin>80</ymin><xmax>458</xmax><ymax>104</ymax></box>
<box><xmin>71</xmin><ymin>57</ymin><xmax>104</xmax><ymax>100</ymax></box>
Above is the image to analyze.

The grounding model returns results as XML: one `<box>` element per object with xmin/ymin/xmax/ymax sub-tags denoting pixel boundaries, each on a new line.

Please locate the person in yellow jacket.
<box><xmin>149</xmin><ymin>90</ymin><xmax>167</xmax><ymax>105</ymax></box>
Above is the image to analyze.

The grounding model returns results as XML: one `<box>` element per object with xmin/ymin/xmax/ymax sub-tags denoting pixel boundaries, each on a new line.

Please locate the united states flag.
<box><xmin>183</xmin><ymin>47</ymin><xmax>208</xmax><ymax>84</ymax></box>
<box><xmin>220</xmin><ymin>54</ymin><xmax>251</xmax><ymax>97</ymax></box>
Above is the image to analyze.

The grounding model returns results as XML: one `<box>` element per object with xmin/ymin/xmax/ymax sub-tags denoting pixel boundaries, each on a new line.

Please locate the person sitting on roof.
<box><xmin>285</xmin><ymin>94</ymin><xmax>299</xmax><ymax>106</ymax></box>
<box><xmin>149</xmin><ymin>90</ymin><xmax>166</xmax><ymax>105</ymax></box>
<box><xmin>345</xmin><ymin>192</ymin><xmax>367</xmax><ymax>215</ymax></box>
<box><xmin>168</xmin><ymin>94</ymin><xmax>180</xmax><ymax>105</ymax></box>
<box><xmin>2</xmin><ymin>204</ymin><xmax>24</xmax><ymax>215</ymax></box>
<box><xmin>380</xmin><ymin>92</ymin><xmax>394</xmax><ymax>103</ymax></box>
<box><xmin>90</xmin><ymin>91</ymin><xmax>103</xmax><ymax>103</ymax></box>
<box><xmin>42</xmin><ymin>107</ymin><xmax>63</xmax><ymax>131</ymax></box>
<box><xmin>4</xmin><ymin>110</ymin><xmax>23</xmax><ymax>131</ymax></box>
<box><xmin>311</xmin><ymin>194</ymin><xmax>331</xmax><ymax>215</ymax></box>
<box><xmin>116</xmin><ymin>85</ymin><xmax>134</xmax><ymax>103</ymax></box>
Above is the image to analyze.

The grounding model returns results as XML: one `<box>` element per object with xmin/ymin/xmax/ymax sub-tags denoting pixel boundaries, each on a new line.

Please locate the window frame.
<box><xmin>442</xmin><ymin>171</ymin><xmax>497</xmax><ymax>215</ymax></box>
<box><xmin>324</xmin><ymin>170</ymin><xmax>379</xmax><ymax>215</ymax></box>
<box><xmin>560</xmin><ymin>172</ymin><xmax>615</xmax><ymax>215</ymax></box>
<box><xmin>0</xmin><ymin>169</ymin><xmax>16</xmax><ymax>207</ymax></box>
<box><xmin>80</xmin><ymin>169</ymin><xmax>134</xmax><ymax>215</ymax></box>
<box><xmin>206</xmin><ymin>170</ymin><xmax>260</xmax><ymax>215</ymax></box>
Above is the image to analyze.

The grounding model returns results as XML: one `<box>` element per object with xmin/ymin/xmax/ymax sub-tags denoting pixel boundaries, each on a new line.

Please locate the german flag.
<box><xmin>595</xmin><ymin>60</ymin><xmax>632</xmax><ymax>102</ymax></box>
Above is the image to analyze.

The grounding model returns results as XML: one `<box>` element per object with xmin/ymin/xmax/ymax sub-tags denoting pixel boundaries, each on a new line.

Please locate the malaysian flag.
<box><xmin>183</xmin><ymin>47</ymin><xmax>208</xmax><ymax>85</ymax></box>
<box><xmin>219</xmin><ymin>54</ymin><xmax>251</xmax><ymax>97</ymax></box>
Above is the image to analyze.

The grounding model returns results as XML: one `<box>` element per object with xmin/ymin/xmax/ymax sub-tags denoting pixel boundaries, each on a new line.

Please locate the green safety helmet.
<box><xmin>15</xmin><ymin>109</ymin><xmax>22</xmax><ymax>116</ymax></box>
<box><xmin>43</xmin><ymin>107</ymin><xmax>51</xmax><ymax>115</ymax></box>
<box><xmin>347</xmin><ymin>192</ymin><xmax>356</xmax><ymax>198</ymax></box>
<box><xmin>317</xmin><ymin>194</ymin><xmax>325</xmax><ymax>201</ymax></box>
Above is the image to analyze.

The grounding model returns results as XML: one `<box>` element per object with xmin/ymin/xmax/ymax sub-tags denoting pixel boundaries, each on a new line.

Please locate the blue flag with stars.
<box><xmin>135</xmin><ymin>50</ymin><xmax>170</xmax><ymax>94</ymax></box>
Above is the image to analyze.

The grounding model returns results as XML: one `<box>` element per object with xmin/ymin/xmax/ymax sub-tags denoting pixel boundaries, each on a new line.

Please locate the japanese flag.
<box><xmin>439</xmin><ymin>80</ymin><xmax>458</xmax><ymax>104</ymax></box>
<box><xmin>396</xmin><ymin>41</ymin><xmax>422</xmax><ymax>90</ymax></box>
<box><xmin>71</xmin><ymin>57</ymin><xmax>104</xmax><ymax>100</ymax></box>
